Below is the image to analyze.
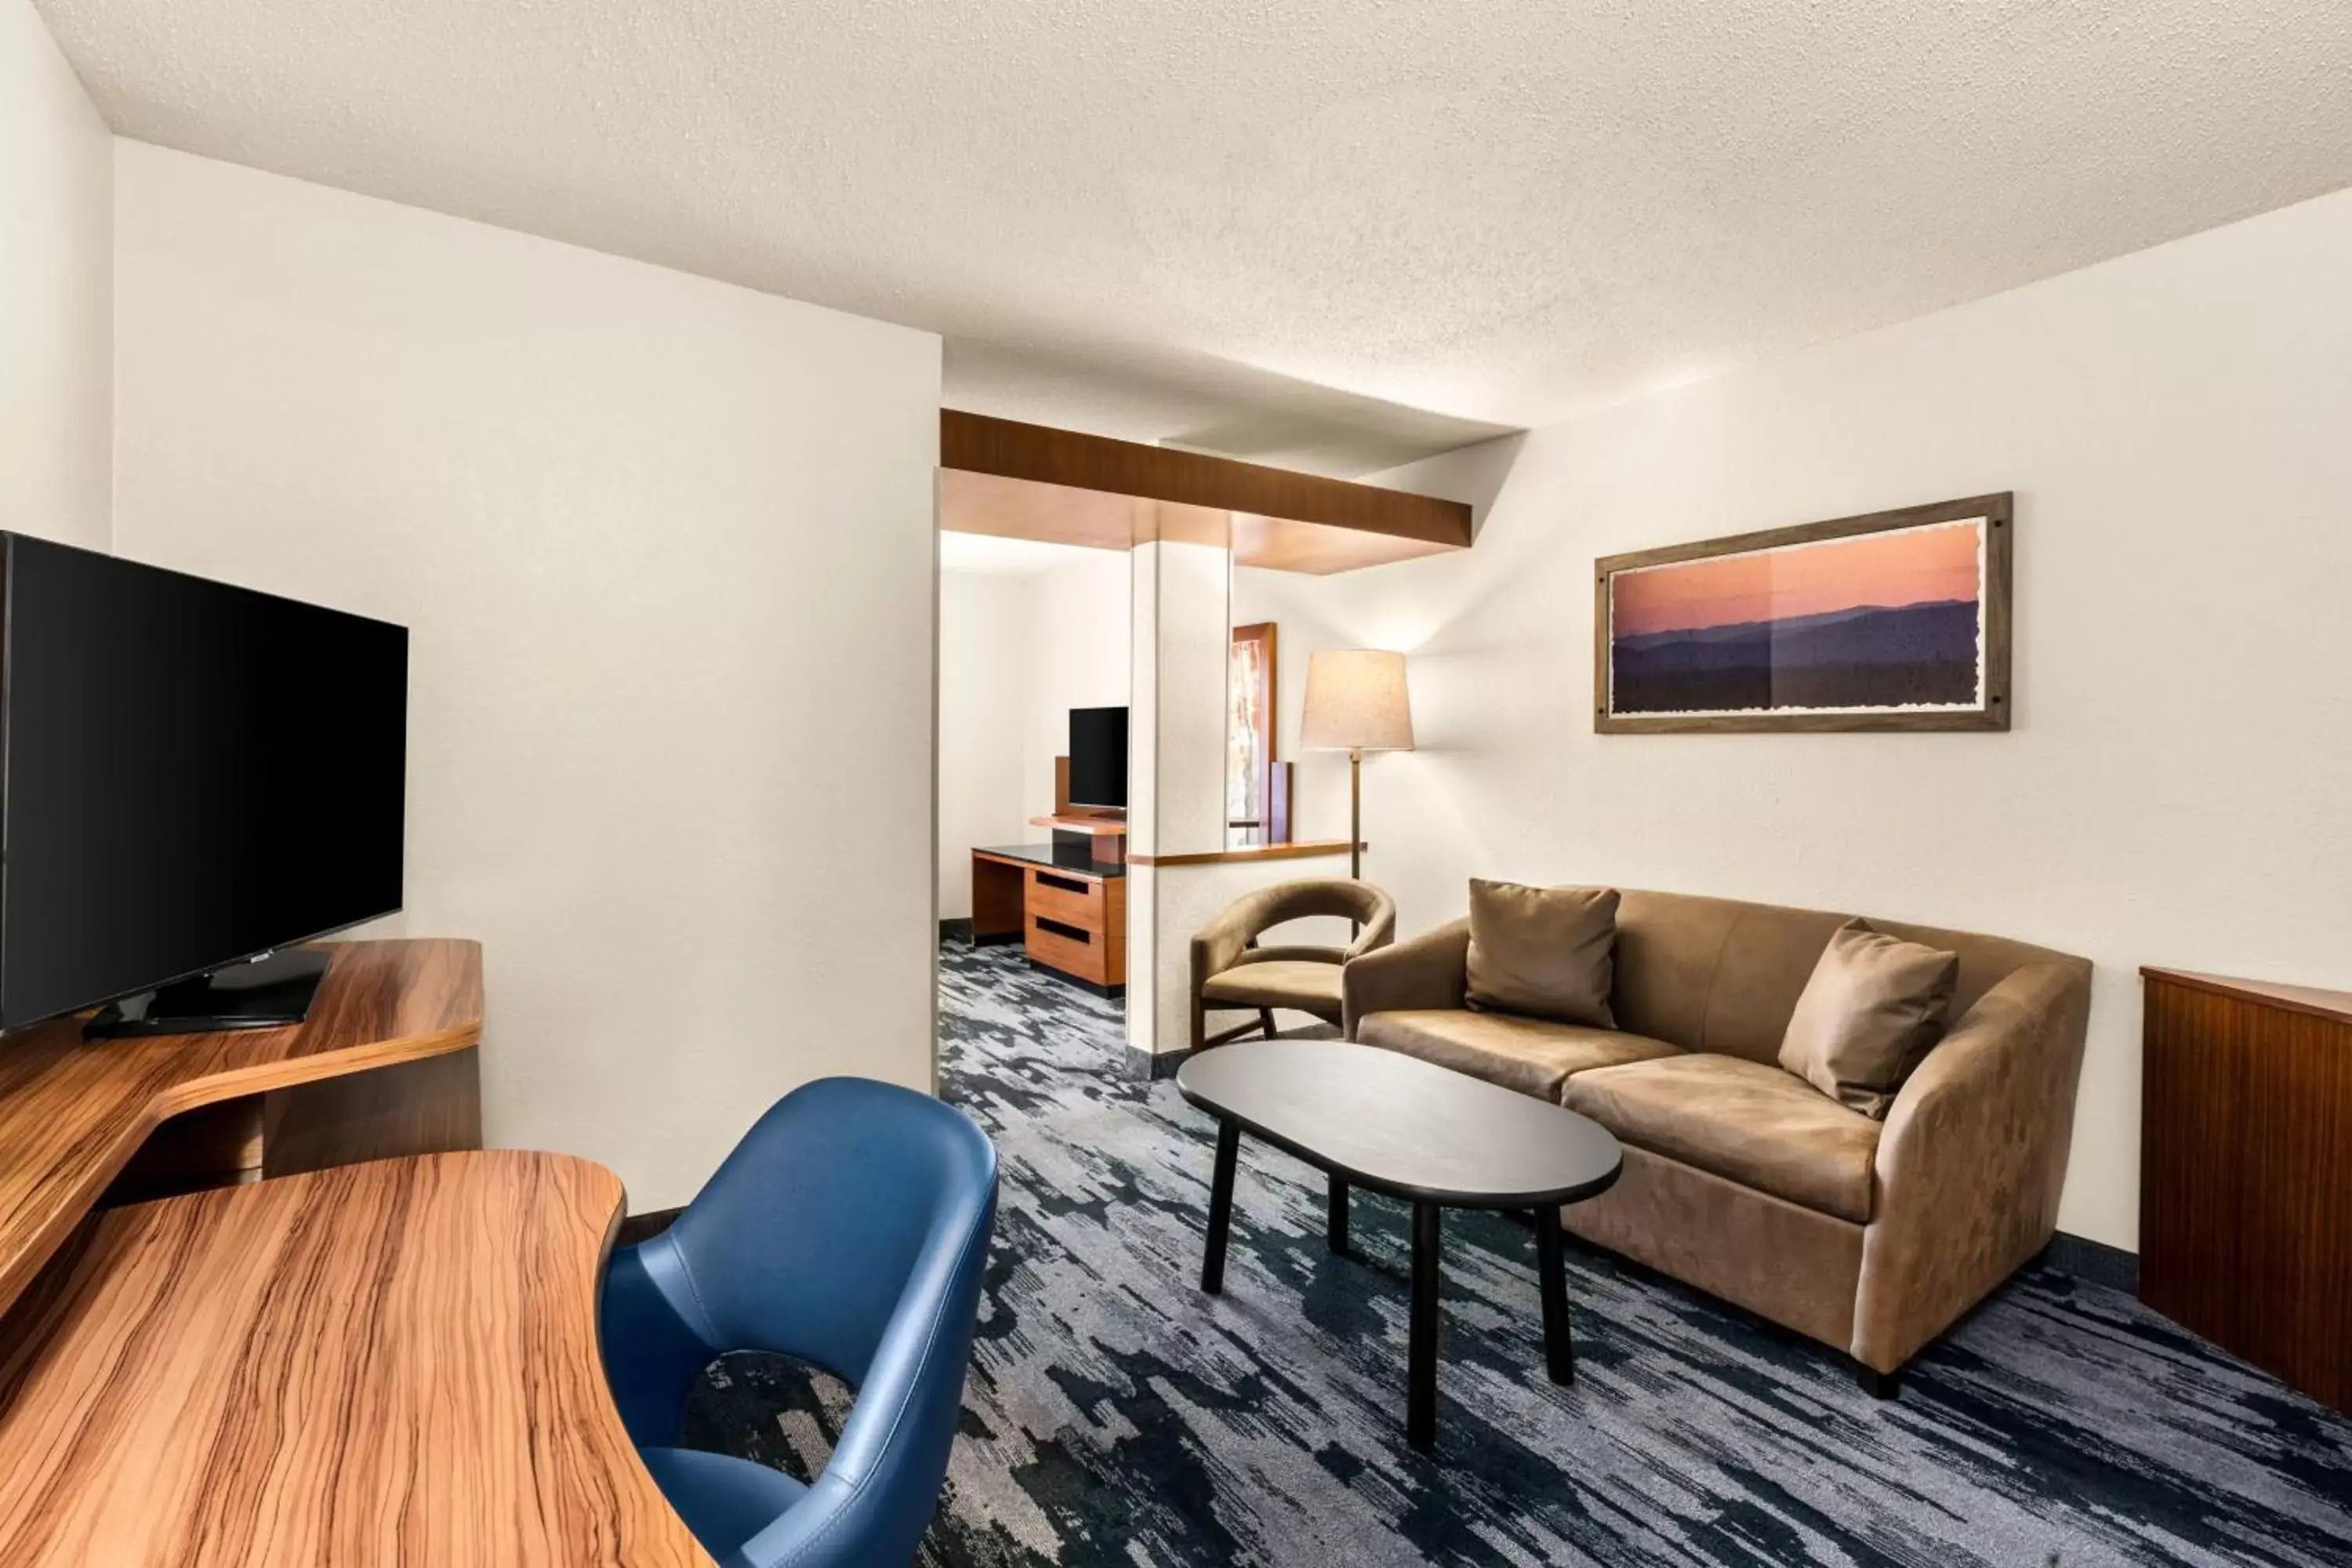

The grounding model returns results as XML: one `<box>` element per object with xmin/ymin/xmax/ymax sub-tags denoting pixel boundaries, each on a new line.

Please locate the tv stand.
<box><xmin>971</xmin><ymin>844</ymin><xmax>1127</xmax><ymax>997</ymax></box>
<box><xmin>83</xmin><ymin>947</ymin><xmax>333</xmax><ymax>1040</ymax></box>
<box><xmin>967</xmin><ymin>756</ymin><xmax>1128</xmax><ymax>995</ymax></box>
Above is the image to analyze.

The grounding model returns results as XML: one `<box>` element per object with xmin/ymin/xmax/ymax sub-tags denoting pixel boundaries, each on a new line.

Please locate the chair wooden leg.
<box><xmin>1857</xmin><ymin>1361</ymin><xmax>1902</xmax><ymax>1400</ymax></box>
<box><xmin>1258</xmin><ymin>1008</ymin><xmax>1278</xmax><ymax>1040</ymax></box>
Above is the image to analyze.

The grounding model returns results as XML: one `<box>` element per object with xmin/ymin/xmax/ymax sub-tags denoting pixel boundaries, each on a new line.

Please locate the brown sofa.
<box><xmin>1340</xmin><ymin>887</ymin><xmax>2092</xmax><ymax>1390</ymax></box>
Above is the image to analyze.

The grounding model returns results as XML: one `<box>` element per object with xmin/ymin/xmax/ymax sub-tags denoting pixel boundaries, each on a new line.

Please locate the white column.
<box><xmin>1124</xmin><ymin>528</ymin><xmax>1232</xmax><ymax>1065</ymax></box>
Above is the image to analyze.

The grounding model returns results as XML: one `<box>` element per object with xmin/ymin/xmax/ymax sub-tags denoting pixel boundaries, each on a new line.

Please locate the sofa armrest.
<box><xmin>1341</xmin><ymin>919</ymin><xmax>1471</xmax><ymax>1040</ymax></box>
<box><xmin>1852</xmin><ymin>958</ymin><xmax>2093</xmax><ymax>1371</ymax></box>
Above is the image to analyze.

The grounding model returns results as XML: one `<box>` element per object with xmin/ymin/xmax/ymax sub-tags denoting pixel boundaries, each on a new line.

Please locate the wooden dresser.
<box><xmin>2140</xmin><ymin>967</ymin><xmax>2352</xmax><ymax>1414</ymax></box>
<box><xmin>971</xmin><ymin>844</ymin><xmax>1127</xmax><ymax>996</ymax></box>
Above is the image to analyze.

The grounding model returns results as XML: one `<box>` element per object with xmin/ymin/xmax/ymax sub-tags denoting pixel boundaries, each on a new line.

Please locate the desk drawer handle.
<box><xmin>1035</xmin><ymin>873</ymin><xmax>1091</xmax><ymax>895</ymax></box>
<box><xmin>1034</xmin><ymin>916</ymin><xmax>1091</xmax><ymax>944</ymax></box>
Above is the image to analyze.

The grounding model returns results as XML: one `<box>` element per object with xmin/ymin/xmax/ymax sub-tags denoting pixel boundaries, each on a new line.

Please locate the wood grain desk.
<box><xmin>0</xmin><ymin>1151</ymin><xmax>711</xmax><ymax>1566</ymax></box>
<box><xmin>0</xmin><ymin>938</ymin><xmax>484</xmax><ymax>1316</ymax></box>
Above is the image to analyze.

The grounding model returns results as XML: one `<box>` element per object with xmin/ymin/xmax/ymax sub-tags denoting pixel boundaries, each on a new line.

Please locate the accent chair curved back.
<box><xmin>601</xmin><ymin>1076</ymin><xmax>998</xmax><ymax>1568</ymax></box>
<box><xmin>1254</xmin><ymin>877</ymin><xmax>1396</xmax><ymax>942</ymax></box>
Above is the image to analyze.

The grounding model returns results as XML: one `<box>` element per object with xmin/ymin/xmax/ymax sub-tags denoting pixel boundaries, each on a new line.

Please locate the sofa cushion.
<box><xmin>1606</xmin><ymin>887</ymin><xmax>2084</xmax><ymax>1065</ymax></box>
<box><xmin>1778</xmin><ymin>919</ymin><xmax>1959</xmax><ymax>1118</ymax></box>
<box><xmin>1564</xmin><ymin>1054</ymin><xmax>1882</xmax><ymax>1222</ymax></box>
<box><xmin>1358</xmin><ymin>1008</ymin><xmax>1678</xmax><ymax>1102</ymax></box>
<box><xmin>1694</xmin><ymin>904</ymin><xmax>1856</xmax><ymax>1064</ymax></box>
<box><xmin>1202</xmin><ymin>960</ymin><xmax>1344</xmax><ymax>1015</ymax></box>
<box><xmin>1465</xmin><ymin>880</ymin><xmax>1619</xmax><ymax>1027</ymax></box>
<box><xmin>1865</xmin><ymin>916</ymin><xmax>2083</xmax><ymax>1025</ymax></box>
<box><xmin>1609</xmin><ymin>891</ymin><xmax>1744</xmax><ymax>1052</ymax></box>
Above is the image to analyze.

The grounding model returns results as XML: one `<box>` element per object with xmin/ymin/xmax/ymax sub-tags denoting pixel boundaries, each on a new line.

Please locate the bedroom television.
<box><xmin>1065</xmin><ymin>706</ymin><xmax>1127</xmax><ymax>811</ymax></box>
<box><xmin>0</xmin><ymin>534</ymin><xmax>408</xmax><ymax>1037</ymax></box>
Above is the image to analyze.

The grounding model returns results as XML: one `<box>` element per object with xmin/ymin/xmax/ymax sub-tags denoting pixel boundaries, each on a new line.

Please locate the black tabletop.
<box><xmin>1176</xmin><ymin>1042</ymin><xmax>1623</xmax><ymax>1208</ymax></box>
<box><xmin>972</xmin><ymin>843</ymin><xmax>1127</xmax><ymax>878</ymax></box>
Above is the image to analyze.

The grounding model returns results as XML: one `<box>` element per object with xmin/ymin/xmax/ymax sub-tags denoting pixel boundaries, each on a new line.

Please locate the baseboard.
<box><xmin>938</xmin><ymin>917</ymin><xmax>974</xmax><ymax>945</ymax></box>
<box><xmin>2042</xmin><ymin>1230</ymin><xmax>2138</xmax><ymax>1294</ymax></box>
<box><xmin>1125</xmin><ymin>1045</ymin><xmax>1189</xmax><ymax>1082</ymax></box>
<box><xmin>1025</xmin><ymin>960</ymin><xmax>1123</xmax><ymax>1001</ymax></box>
<box><xmin>615</xmin><ymin>1206</ymin><xmax>683</xmax><ymax>1247</ymax></box>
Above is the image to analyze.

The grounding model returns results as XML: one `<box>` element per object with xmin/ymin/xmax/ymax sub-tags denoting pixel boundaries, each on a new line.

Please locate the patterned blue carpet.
<box><xmin>685</xmin><ymin>938</ymin><xmax>2352</xmax><ymax>1566</ymax></box>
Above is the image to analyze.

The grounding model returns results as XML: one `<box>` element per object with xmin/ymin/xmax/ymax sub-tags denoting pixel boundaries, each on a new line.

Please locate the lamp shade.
<box><xmin>1299</xmin><ymin>649</ymin><xmax>1414</xmax><ymax>752</ymax></box>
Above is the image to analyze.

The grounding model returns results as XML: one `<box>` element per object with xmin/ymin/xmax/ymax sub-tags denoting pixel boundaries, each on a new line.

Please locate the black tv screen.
<box><xmin>0</xmin><ymin>535</ymin><xmax>408</xmax><ymax>1030</ymax></box>
<box><xmin>1067</xmin><ymin>706</ymin><xmax>1127</xmax><ymax>810</ymax></box>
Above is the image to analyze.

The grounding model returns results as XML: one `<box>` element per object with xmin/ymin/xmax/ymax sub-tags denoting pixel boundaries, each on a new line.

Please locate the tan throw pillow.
<box><xmin>1778</xmin><ymin>919</ymin><xmax>1959</xmax><ymax>1118</ymax></box>
<box><xmin>1464</xmin><ymin>880</ymin><xmax>1619</xmax><ymax>1028</ymax></box>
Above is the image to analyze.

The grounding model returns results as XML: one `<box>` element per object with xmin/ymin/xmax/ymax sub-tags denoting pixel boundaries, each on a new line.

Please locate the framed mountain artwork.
<box><xmin>1594</xmin><ymin>493</ymin><xmax>2011</xmax><ymax>733</ymax></box>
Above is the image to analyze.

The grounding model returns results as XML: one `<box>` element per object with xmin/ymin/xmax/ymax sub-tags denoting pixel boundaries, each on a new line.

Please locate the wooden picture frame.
<box><xmin>1593</xmin><ymin>492</ymin><xmax>2012</xmax><ymax>734</ymax></box>
<box><xmin>1226</xmin><ymin>622</ymin><xmax>1279</xmax><ymax>845</ymax></box>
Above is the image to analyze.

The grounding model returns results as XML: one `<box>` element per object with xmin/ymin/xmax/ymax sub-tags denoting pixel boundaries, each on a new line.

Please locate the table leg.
<box><xmin>1536</xmin><ymin>1209</ymin><xmax>1573</xmax><ymax>1385</ymax></box>
<box><xmin>1200</xmin><ymin>1118</ymin><xmax>1241</xmax><ymax>1294</ymax></box>
<box><xmin>1408</xmin><ymin>1201</ymin><xmax>1440</xmax><ymax>1449</ymax></box>
<box><xmin>1327</xmin><ymin>1172</ymin><xmax>1350</xmax><ymax>1254</ymax></box>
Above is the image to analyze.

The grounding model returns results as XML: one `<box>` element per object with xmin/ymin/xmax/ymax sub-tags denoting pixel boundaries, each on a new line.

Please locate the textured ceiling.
<box><xmin>38</xmin><ymin>0</ymin><xmax>2352</xmax><ymax>474</ymax></box>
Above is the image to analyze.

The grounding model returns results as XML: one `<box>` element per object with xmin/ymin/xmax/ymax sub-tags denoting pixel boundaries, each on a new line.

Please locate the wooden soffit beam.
<box><xmin>940</xmin><ymin>410</ymin><xmax>1472</xmax><ymax>552</ymax></box>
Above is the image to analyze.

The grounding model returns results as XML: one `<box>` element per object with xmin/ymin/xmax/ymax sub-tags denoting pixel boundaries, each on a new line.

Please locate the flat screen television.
<box><xmin>0</xmin><ymin>533</ymin><xmax>408</xmax><ymax>1036</ymax></box>
<box><xmin>1066</xmin><ymin>706</ymin><xmax>1127</xmax><ymax>810</ymax></box>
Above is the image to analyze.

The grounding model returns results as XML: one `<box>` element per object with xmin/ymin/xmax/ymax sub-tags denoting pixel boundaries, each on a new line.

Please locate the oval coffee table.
<box><xmin>1176</xmin><ymin>1040</ymin><xmax>1623</xmax><ymax>1450</ymax></box>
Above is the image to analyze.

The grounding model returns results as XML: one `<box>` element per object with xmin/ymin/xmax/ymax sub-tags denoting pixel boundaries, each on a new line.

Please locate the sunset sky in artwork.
<box><xmin>1612</xmin><ymin>520</ymin><xmax>1983</xmax><ymax>637</ymax></box>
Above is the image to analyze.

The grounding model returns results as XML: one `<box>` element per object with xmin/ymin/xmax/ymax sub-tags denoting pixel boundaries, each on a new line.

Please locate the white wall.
<box><xmin>1019</xmin><ymin>550</ymin><xmax>1131</xmax><ymax>820</ymax></box>
<box><xmin>1232</xmin><ymin>568</ymin><xmax>1358</xmax><ymax>849</ymax></box>
<box><xmin>934</xmin><ymin>548</ymin><xmax>1128</xmax><ymax>918</ymax></box>
<box><xmin>1233</xmin><ymin>185</ymin><xmax>2352</xmax><ymax>1251</ymax></box>
<box><xmin>1127</xmin><ymin>537</ymin><xmax>1232</xmax><ymax>1057</ymax></box>
<box><xmin>936</xmin><ymin>571</ymin><xmax>1029</xmax><ymax>919</ymax></box>
<box><xmin>1128</xmin><ymin>539</ymin><xmax>1229</xmax><ymax>858</ymax></box>
<box><xmin>0</xmin><ymin>0</ymin><xmax>111</xmax><ymax>548</ymax></box>
<box><xmin>111</xmin><ymin>143</ymin><xmax>942</xmax><ymax>1211</ymax></box>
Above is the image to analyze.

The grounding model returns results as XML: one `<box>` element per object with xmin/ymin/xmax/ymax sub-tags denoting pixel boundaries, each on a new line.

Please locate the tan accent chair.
<box><xmin>1341</xmin><ymin>887</ymin><xmax>2092</xmax><ymax>1393</ymax></box>
<box><xmin>1191</xmin><ymin>880</ymin><xmax>1397</xmax><ymax>1051</ymax></box>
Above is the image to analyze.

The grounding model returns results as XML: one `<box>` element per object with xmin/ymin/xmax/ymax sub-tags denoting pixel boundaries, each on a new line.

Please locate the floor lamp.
<box><xmin>1299</xmin><ymin>650</ymin><xmax>1415</xmax><ymax>881</ymax></box>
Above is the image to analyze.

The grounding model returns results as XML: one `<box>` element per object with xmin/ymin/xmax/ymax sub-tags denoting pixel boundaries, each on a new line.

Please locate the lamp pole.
<box><xmin>1349</xmin><ymin>746</ymin><xmax>1363</xmax><ymax>880</ymax></box>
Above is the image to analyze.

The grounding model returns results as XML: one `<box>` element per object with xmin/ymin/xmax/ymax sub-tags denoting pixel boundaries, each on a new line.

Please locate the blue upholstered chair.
<box><xmin>601</xmin><ymin>1077</ymin><xmax>998</xmax><ymax>1568</ymax></box>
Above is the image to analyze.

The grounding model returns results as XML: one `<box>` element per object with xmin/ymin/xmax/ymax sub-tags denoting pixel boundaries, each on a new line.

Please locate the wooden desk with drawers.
<box><xmin>971</xmin><ymin>843</ymin><xmax>1127</xmax><ymax>996</ymax></box>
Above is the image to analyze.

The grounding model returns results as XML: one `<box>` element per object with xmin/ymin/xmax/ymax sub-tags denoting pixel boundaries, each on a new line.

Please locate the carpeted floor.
<box><xmin>684</xmin><ymin>938</ymin><xmax>2352</xmax><ymax>1566</ymax></box>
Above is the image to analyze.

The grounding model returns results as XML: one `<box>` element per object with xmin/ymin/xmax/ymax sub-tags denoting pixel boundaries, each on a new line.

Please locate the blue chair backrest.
<box><xmin>602</xmin><ymin>1076</ymin><xmax>997</xmax><ymax>1567</ymax></box>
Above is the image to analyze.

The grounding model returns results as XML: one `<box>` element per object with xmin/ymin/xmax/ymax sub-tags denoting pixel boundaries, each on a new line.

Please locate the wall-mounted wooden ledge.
<box><xmin>0</xmin><ymin>938</ymin><xmax>483</xmax><ymax>1318</ymax></box>
<box><xmin>1129</xmin><ymin>839</ymin><xmax>1357</xmax><ymax>868</ymax></box>
<box><xmin>1030</xmin><ymin>815</ymin><xmax>1127</xmax><ymax>836</ymax></box>
<box><xmin>2142</xmin><ymin>967</ymin><xmax>2352</xmax><ymax>1028</ymax></box>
